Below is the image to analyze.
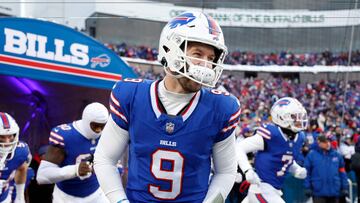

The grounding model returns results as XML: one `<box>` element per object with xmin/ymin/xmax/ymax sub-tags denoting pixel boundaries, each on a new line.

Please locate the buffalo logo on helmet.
<box><xmin>168</xmin><ymin>13</ymin><xmax>196</xmax><ymax>29</ymax></box>
<box><xmin>274</xmin><ymin>99</ymin><xmax>291</xmax><ymax>107</ymax></box>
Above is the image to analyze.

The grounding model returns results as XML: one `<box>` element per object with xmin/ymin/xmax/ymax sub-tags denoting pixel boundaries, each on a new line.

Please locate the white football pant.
<box><xmin>246</xmin><ymin>182</ymin><xmax>285</xmax><ymax>203</ymax></box>
<box><xmin>52</xmin><ymin>185</ymin><xmax>109</xmax><ymax>203</ymax></box>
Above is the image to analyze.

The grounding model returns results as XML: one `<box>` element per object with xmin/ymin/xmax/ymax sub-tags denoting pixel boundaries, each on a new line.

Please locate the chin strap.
<box><xmin>164</xmin><ymin>67</ymin><xmax>183</xmax><ymax>79</ymax></box>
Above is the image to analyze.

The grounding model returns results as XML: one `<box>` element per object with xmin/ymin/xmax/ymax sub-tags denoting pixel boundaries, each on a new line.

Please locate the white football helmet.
<box><xmin>158</xmin><ymin>11</ymin><xmax>228</xmax><ymax>87</ymax></box>
<box><xmin>0</xmin><ymin>112</ymin><xmax>20</xmax><ymax>170</ymax></box>
<box><xmin>270</xmin><ymin>97</ymin><xmax>308</xmax><ymax>133</ymax></box>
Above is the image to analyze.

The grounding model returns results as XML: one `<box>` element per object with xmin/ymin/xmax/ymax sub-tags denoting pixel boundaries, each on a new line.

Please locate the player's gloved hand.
<box><xmin>293</xmin><ymin>167</ymin><xmax>307</xmax><ymax>179</ymax></box>
<box><xmin>244</xmin><ymin>169</ymin><xmax>261</xmax><ymax>185</ymax></box>
<box><xmin>14</xmin><ymin>198</ymin><xmax>25</xmax><ymax>203</ymax></box>
<box><xmin>304</xmin><ymin>189</ymin><xmax>312</xmax><ymax>197</ymax></box>
<box><xmin>76</xmin><ymin>161</ymin><xmax>93</xmax><ymax>180</ymax></box>
<box><xmin>235</xmin><ymin>172</ymin><xmax>243</xmax><ymax>183</ymax></box>
<box><xmin>14</xmin><ymin>195</ymin><xmax>25</xmax><ymax>203</ymax></box>
<box><xmin>341</xmin><ymin>189</ymin><xmax>349</xmax><ymax>196</ymax></box>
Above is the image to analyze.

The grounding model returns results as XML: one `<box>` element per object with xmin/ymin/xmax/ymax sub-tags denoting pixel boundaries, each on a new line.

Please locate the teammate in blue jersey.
<box><xmin>236</xmin><ymin>97</ymin><xmax>308</xmax><ymax>203</ymax></box>
<box><xmin>94</xmin><ymin>11</ymin><xmax>240</xmax><ymax>203</ymax></box>
<box><xmin>0</xmin><ymin>112</ymin><xmax>31</xmax><ymax>203</ymax></box>
<box><xmin>36</xmin><ymin>103</ymin><xmax>109</xmax><ymax>203</ymax></box>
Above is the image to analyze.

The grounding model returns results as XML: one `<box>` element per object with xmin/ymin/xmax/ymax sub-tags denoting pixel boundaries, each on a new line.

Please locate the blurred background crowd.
<box><xmin>106</xmin><ymin>43</ymin><xmax>360</xmax><ymax>66</ymax></box>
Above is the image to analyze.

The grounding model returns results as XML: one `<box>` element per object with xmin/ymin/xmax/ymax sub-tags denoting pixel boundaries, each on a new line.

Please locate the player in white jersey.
<box><xmin>0</xmin><ymin>112</ymin><xmax>31</xmax><ymax>203</ymax></box>
<box><xmin>36</xmin><ymin>103</ymin><xmax>109</xmax><ymax>203</ymax></box>
<box><xmin>236</xmin><ymin>97</ymin><xmax>308</xmax><ymax>203</ymax></box>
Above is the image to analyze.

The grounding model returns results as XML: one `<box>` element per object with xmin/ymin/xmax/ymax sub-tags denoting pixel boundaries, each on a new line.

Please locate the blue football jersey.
<box><xmin>254</xmin><ymin>123</ymin><xmax>305</xmax><ymax>189</ymax></box>
<box><xmin>0</xmin><ymin>142</ymin><xmax>31</xmax><ymax>201</ymax></box>
<box><xmin>110</xmin><ymin>79</ymin><xmax>241</xmax><ymax>202</ymax></box>
<box><xmin>49</xmin><ymin>122</ymin><xmax>99</xmax><ymax>197</ymax></box>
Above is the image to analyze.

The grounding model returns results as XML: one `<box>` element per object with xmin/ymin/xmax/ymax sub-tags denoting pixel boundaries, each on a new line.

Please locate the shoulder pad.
<box><xmin>256</xmin><ymin>124</ymin><xmax>273</xmax><ymax>140</ymax></box>
<box><xmin>49</xmin><ymin>123</ymin><xmax>70</xmax><ymax>147</ymax></box>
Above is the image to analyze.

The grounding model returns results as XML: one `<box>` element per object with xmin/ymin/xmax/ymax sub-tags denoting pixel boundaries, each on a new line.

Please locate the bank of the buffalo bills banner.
<box><xmin>0</xmin><ymin>18</ymin><xmax>137</xmax><ymax>89</ymax></box>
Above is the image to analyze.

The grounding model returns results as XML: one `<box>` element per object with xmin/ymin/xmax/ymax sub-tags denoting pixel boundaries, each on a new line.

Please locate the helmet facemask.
<box><xmin>279</xmin><ymin>111</ymin><xmax>308</xmax><ymax>133</ymax></box>
<box><xmin>0</xmin><ymin>134</ymin><xmax>18</xmax><ymax>170</ymax></box>
<box><xmin>0</xmin><ymin>112</ymin><xmax>20</xmax><ymax>170</ymax></box>
<box><xmin>162</xmin><ymin>33</ymin><xmax>226</xmax><ymax>88</ymax></box>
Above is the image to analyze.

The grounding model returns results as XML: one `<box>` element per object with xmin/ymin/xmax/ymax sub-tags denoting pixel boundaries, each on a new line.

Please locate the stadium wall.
<box><xmin>86</xmin><ymin>13</ymin><xmax>360</xmax><ymax>53</ymax></box>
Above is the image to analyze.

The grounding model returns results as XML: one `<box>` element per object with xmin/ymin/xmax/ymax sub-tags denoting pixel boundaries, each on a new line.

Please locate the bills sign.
<box><xmin>0</xmin><ymin>18</ymin><xmax>137</xmax><ymax>89</ymax></box>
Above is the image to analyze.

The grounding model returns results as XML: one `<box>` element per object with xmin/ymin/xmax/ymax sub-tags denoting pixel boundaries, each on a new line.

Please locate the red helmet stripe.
<box><xmin>206</xmin><ymin>15</ymin><xmax>220</xmax><ymax>36</ymax></box>
<box><xmin>0</xmin><ymin>113</ymin><xmax>10</xmax><ymax>129</ymax></box>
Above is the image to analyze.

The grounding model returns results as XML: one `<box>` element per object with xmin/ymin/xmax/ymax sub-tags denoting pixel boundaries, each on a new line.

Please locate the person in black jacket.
<box><xmin>350</xmin><ymin>141</ymin><xmax>360</xmax><ymax>202</ymax></box>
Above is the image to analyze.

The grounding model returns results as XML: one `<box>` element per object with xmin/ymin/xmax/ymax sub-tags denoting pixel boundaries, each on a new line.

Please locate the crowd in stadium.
<box><xmin>106</xmin><ymin>43</ymin><xmax>360</xmax><ymax>66</ymax></box>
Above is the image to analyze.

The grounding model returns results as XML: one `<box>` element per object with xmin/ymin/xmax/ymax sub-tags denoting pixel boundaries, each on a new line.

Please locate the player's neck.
<box><xmin>163</xmin><ymin>76</ymin><xmax>189</xmax><ymax>94</ymax></box>
<box><xmin>159</xmin><ymin>80</ymin><xmax>194</xmax><ymax>98</ymax></box>
<box><xmin>281</xmin><ymin>127</ymin><xmax>297</xmax><ymax>140</ymax></box>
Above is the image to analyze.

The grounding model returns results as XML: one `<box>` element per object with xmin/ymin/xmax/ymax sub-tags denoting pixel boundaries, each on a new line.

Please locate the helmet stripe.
<box><xmin>0</xmin><ymin>112</ymin><xmax>10</xmax><ymax>129</ymax></box>
<box><xmin>205</xmin><ymin>15</ymin><xmax>220</xmax><ymax>36</ymax></box>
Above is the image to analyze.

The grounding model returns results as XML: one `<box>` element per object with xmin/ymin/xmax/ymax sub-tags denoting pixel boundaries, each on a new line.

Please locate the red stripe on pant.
<box><xmin>255</xmin><ymin>193</ymin><xmax>268</xmax><ymax>203</ymax></box>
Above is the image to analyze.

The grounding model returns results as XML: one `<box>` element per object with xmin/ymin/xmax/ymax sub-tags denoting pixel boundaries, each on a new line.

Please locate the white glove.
<box><xmin>14</xmin><ymin>197</ymin><xmax>25</xmax><ymax>203</ymax></box>
<box><xmin>14</xmin><ymin>183</ymin><xmax>25</xmax><ymax>203</ymax></box>
<box><xmin>293</xmin><ymin>167</ymin><xmax>307</xmax><ymax>179</ymax></box>
<box><xmin>245</xmin><ymin>169</ymin><xmax>261</xmax><ymax>185</ymax></box>
<box><xmin>235</xmin><ymin>172</ymin><xmax>243</xmax><ymax>183</ymax></box>
<box><xmin>76</xmin><ymin>162</ymin><xmax>92</xmax><ymax>180</ymax></box>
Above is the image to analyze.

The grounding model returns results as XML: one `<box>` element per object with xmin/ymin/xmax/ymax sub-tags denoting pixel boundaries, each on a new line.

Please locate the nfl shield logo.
<box><xmin>166</xmin><ymin>122</ymin><xmax>175</xmax><ymax>134</ymax></box>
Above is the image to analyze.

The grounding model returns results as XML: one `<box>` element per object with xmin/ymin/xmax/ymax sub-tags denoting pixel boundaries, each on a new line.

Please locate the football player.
<box><xmin>0</xmin><ymin>112</ymin><xmax>31</xmax><ymax>203</ymax></box>
<box><xmin>236</xmin><ymin>97</ymin><xmax>308</xmax><ymax>203</ymax></box>
<box><xmin>36</xmin><ymin>102</ymin><xmax>109</xmax><ymax>203</ymax></box>
<box><xmin>94</xmin><ymin>11</ymin><xmax>241</xmax><ymax>203</ymax></box>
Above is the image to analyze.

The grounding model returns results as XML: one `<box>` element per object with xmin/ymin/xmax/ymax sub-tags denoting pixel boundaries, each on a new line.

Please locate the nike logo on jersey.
<box><xmin>160</xmin><ymin>140</ymin><xmax>177</xmax><ymax>147</ymax></box>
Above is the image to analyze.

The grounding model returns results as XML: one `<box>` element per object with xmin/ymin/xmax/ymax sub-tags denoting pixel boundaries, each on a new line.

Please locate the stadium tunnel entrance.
<box><xmin>0</xmin><ymin>75</ymin><xmax>111</xmax><ymax>154</ymax></box>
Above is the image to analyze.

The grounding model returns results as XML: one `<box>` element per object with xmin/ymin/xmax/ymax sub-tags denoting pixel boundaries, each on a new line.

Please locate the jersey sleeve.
<box><xmin>216</xmin><ymin>95</ymin><xmax>241</xmax><ymax>142</ymax></box>
<box><xmin>49</xmin><ymin>125</ymin><xmax>66</xmax><ymax>148</ymax></box>
<box><xmin>109</xmin><ymin>80</ymin><xmax>138</xmax><ymax>131</ymax></box>
<box><xmin>16</xmin><ymin>142</ymin><xmax>32</xmax><ymax>165</ymax></box>
<box><xmin>255</xmin><ymin>124</ymin><xmax>272</xmax><ymax>140</ymax></box>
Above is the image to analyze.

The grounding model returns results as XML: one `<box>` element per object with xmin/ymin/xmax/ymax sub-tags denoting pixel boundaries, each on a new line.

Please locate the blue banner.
<box><xmin>0</xmin><ymin>18</ymin><xmax>137</xmax><ymax>89</ymax></box>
